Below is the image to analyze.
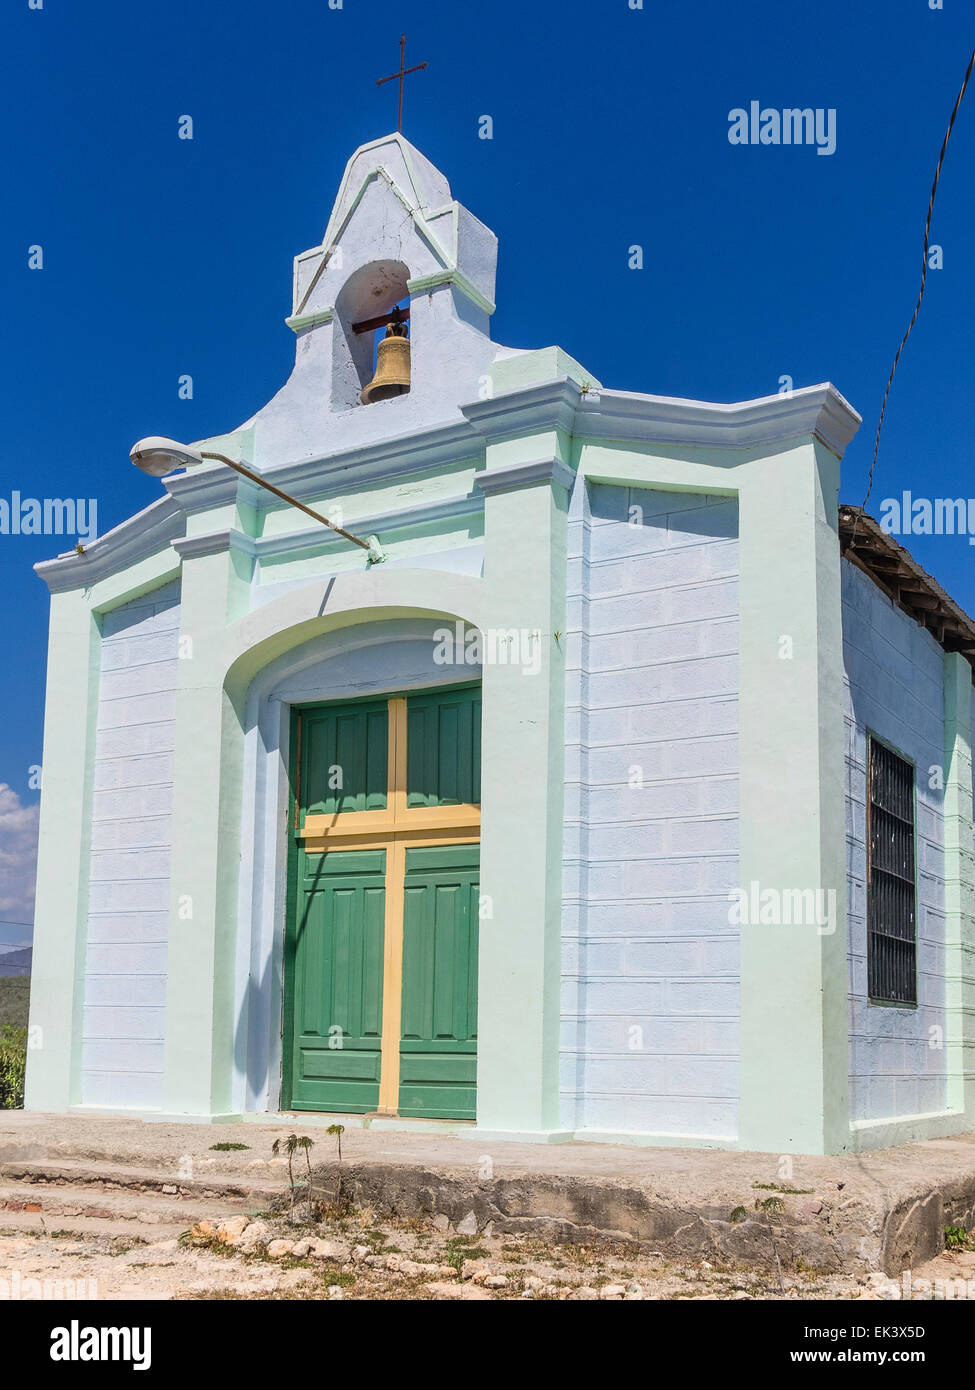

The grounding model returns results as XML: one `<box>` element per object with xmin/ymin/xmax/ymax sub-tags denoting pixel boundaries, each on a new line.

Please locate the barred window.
<box><xmin>867</xmin><ymin>738</ymin><xmax>917</xmax><ymax>1004</ymax></box>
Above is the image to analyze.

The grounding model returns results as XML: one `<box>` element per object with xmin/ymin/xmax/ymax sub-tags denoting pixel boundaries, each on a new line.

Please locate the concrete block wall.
<box><xmin>80</xmin><ymin>580</ymin><xmax>181</xmax><ymax>1109</ymax></box>
<box><xmin>562</xmin><ymin>482</ymin><xmax>740</xmax><ymax>1138</ymax></box>
<box><xmin>842</xmin><ymin>560</ymin><xmax>947</xmax><ymax>1122</ymax></box>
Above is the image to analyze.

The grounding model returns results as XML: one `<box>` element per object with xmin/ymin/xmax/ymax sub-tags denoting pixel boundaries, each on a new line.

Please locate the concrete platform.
<box><xmin>3</xmin><ymin>1112</ymin><xmax>975</xmax><ymax>1274</ymax></box>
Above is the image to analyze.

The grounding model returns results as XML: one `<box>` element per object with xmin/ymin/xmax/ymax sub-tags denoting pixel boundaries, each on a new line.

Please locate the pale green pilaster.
<box><xmin>161</xmin><ymin>544</ymin><xmax>249</xmax><ymax>1116</ymax></box>
<box><xmin>943</xmin><ymin>651</ymin><xmax>975</xmax><ymax>1120</ymax></box>
<box><xmin>25</xmin><ymin>590</ymin><xmax>101</xmax><ymax>1110</ymax></box>
<box><xmin>474</xmin><ymin>459</ymin><xmax>572</xmax><ymax>1134</ymax></box>
<box><xmin>737</xmin><ymin>440</ymin><xmax>850</xmax><ymax>1154</ymax></box>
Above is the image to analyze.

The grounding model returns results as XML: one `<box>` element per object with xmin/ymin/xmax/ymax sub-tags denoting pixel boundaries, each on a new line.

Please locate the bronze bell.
<box><xmin>361</xmin><ymin>322</ymin><xmax>411</xmax><ymax>404</ymax></box>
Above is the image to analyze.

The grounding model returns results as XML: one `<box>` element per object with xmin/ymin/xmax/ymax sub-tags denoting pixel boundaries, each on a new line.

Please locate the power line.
<box><xmin>855</xmin><ymin>45</ymin><xmax>975</xmax><ymax>541</ymax></box>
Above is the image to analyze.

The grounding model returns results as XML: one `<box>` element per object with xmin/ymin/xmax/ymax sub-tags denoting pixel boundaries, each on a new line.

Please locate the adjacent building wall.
<box><xmin>843</xmin><ymin>559</ymin><xmax>948</xmax><ymax>1123</ymax></box>
<box><xmin>80</xmin><ymin>580</ymin><xmax>181</xmax><ymax>1108</ymax></box>
<box><xmin>562</xmin><ymin>482</ymin><xmax>740</xmax><ymax>1139</ymax></box>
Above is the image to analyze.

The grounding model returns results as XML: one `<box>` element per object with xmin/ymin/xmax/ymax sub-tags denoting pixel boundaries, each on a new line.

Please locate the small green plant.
<box><xmin>945</xmin><ymin>1225</ymin><xmax>971</xmax><ymax>1250</ymax></box>
<box><xmin>272</xmin><ymin>1134</ymin><xmax>315</xmax><ymax>1222</ymax></box>
<box><xmin>757</xmin><ymin>1196</ymin><xmax>786</xmax><ymax>1215</ymax></box>
<box><xmin>0</xmin><ymin>1026</ymin><xmax>26</xmax><ymax>1109</ymax></box>
<box><xmin>445</xmin><ymin>1238</ymin><xmax>488</xmax><ymax>1271</ymax></box>
<box><xmin>326</xmin><ymin>1124</ymin><xmax>351</xmax><ymax>1210</ymax></box>
<box><xmin>729</xmin><ymin>1206</ymin><xmax>748</xmax><ymax>1224</ymax></box>
<box><xmin>327</xmin><ymin>1123</ymin><xmax>345</xmax><ymax>1164</ymax></box>
<box><xmin>210</xmin><ymin>1142</ymin><xmax>250</xmax><ymax>1152</ymax></box>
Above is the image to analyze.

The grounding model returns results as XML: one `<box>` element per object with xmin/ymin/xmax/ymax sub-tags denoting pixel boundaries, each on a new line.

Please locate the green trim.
<box><xmin>285</xmin><ymin>306</ymin><xmax>335</xmax><ymax>333</ymax></box>
<box><xmin>24</xmin><ymin>591</ymin><xmax>103</xmax><ymax>1111</ymax></box>
<box><xmin>407</xmin><ymin>269</ymin><xmax>495</xmax><ymax>317</ymax></box>
<box><xmin>735</xmin><ymin>438</ymin><xmax>849</xmax><ymax>1154</ymax></box>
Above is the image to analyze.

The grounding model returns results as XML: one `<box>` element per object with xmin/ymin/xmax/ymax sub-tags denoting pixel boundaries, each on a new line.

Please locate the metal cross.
<box><xmin>377</xmin><ymin>35</ymin><xmax>427</xmax><ymax>133</ymax></box>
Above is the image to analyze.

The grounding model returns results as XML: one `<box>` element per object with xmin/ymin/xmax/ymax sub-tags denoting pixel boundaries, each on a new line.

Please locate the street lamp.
<box><xmin>129</xmin><ymin>436</ymin><xmax>385</xmax><ymax>564</ymax></box>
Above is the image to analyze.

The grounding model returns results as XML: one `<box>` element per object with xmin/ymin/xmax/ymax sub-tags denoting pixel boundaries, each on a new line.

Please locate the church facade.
<box><xmin>25</xmin><ymin>135</ymin><xmax>975</xmax><ymax>1154</ymax></box>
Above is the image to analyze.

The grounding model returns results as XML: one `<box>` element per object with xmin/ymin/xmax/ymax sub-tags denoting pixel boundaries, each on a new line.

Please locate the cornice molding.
<box><xmin>32</xmin><ymin>377</ymin><xmax>860</xmax><ymax>597</ymax></box>
<box><xmin>163</xmin><ymin>465</ymin><xmax>262</xmax><ymax>514</ymax></box>
<box><xmin>461</xmin><ymin>378</ymin><xmax>860</xmax><ymax>460</ymax></box>
<box><xmin>171</xmin><ymin>528</ymin><xmax>258</xmax><ymax>562</ymax></box>
<box><xmin>461</xmin><ymin>378</ymin><xmax>583</xmax><ymax>444</ymax></box>
<box><xmin>474</xmin><ymin>456</ymin><xmax>576</xmax><ymax>496</ymax></box>
<box><xmin>34</xmin><ymin>497</ymin><xmax>185</xmax><ymax>594</ymax></box>
<box><xmin>573</xmin><ymin>382</ymin><xmax>862</xmax><ymax>458</ymax></box>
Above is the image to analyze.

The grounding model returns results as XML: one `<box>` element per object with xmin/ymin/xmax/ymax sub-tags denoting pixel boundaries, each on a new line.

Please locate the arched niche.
<box><xmin>331</xmin><ymin>259</ymin><xmax>411</xmax><ymax>411</ymax></box>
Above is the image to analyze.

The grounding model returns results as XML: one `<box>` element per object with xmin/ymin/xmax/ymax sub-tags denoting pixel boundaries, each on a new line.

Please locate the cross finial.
<box><xmin>376</xmin><ymin>34</ymin><xmax>427</xmax><ymax>134</ymax></box>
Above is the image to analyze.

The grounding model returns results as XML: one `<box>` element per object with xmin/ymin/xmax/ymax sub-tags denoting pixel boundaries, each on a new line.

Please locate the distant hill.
<box><xmin>0</xmin><ymin>948</ymin><xmax>31</xmax><ymax>978</ymax></box>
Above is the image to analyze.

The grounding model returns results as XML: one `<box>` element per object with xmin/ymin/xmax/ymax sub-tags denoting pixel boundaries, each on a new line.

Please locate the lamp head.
<box><xmin>130</xmin><ymin>436</ymin><xmax>204</xmax><ymax>477</ymax></box>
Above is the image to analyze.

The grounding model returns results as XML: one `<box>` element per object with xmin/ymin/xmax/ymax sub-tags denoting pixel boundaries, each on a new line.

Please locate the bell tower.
<box><xmin>248</xmin><ymin>133</ymin><xmax>499</xmax><ymax>461</ymax></box>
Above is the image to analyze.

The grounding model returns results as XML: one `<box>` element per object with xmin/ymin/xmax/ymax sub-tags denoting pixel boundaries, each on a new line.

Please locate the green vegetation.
<box><xmin>445</xmin><ymin>1235</ymin><xmax>488</xmax><ymax>1270</ymax></box>
<box><xmin>0</xmin><ymin>976</ymin><xmax>30</xmax><ymax>1029</ymax></box>
<box><xmin>272</xmin><ymin>1133</ymin><xmax>315</xmax><ymax>1221</ymax></box>
<box><xmin>327</xmin><ymin>1123</ymin><xmax>345</xmax><ymax>1163</ymax></box>
<box><xmin>0</xmin><ymin>1025</ymin><xmax>27</xmax><ymax>1109</ymax></box>
<box><xmin>210</xmin><ymin>1143</ymin><xmax>250</xmax><ymax>1152</ymax></box>
<box><xmin>753</xmin><ymin>1182</ymin><xmax>814</xmax><ymax>1195</ymax></box>
<box><xmin>945</xmin><ymin>1225</ymin><xmax>974</xmax><ymax>1251</ymax></box>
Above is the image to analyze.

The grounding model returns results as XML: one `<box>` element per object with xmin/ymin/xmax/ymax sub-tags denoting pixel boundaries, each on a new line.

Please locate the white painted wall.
<box><xmin>562</xmin><ymin>483</ymin><xmax>740</xmax><ymax>1139</ymax></box>
<box><xmin>80</xmin><ymin>580</ymin><xmax>181</xmax><ymax>1109</ymax></box>
<box><xmin>843</xmin><ymin>560</ymin><xmax>947</xmax><ymax>1122</ymax></box>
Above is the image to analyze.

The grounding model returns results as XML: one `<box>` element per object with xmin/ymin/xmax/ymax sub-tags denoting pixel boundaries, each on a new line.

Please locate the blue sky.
<box><xmin>1</xmin><ymin>0</ymin><xmax>973</xmax><ymax>936</ymax></box>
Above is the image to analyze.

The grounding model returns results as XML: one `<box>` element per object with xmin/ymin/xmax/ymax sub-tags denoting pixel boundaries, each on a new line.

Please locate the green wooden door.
<box><xmin>288</xmin><ymin>848</ymin><xmax>386</xmax><ymax>1113</ymax></box>
<box><xmin>399</xmin><ymin>845</ymin><xmax>480</xmax><ymax>1120</ymax></box>
<box><xmin>286</xmin><ymin>689</ymin><xmax>481</xmax><ymax>1119</ymax></box>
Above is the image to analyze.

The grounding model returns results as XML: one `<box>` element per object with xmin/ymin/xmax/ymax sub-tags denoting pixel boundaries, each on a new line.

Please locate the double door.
<box><xmin>284</xmin><ymin>686</ymin><xmax>481</xmax><ymax>1120</ymax></box>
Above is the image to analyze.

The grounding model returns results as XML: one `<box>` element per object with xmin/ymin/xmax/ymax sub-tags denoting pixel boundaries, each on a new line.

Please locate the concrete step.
<box><xmin>0</xmin><ymin>1161</ymin><xmax>277</xmax><ymax>1237</ymax></box>
<box><xmin>0</xmin><ymin>1157</ymin><xmax>279</xmax><ymax>1200</ymax></box>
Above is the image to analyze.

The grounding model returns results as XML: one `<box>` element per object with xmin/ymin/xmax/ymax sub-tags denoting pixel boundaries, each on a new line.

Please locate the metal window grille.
<box><xmin>867</xmin><ymin>739</ymin><xmax>917</xmax><ymax>1004</ymax></box>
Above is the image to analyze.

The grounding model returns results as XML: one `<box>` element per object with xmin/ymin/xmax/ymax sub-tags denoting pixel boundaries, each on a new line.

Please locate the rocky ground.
<box><xmin>4</xmin><ymin>1113</ymin><xmax>975</xmax><ymax>1300</ymax></box>
<box><xmin>1</xmin><ymin>1197</ymin><xmax>970</xmax><ymax>1301</ymax></box>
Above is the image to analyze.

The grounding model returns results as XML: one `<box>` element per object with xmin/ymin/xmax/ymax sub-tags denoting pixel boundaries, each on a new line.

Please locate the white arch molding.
<box><xmin>222</xmin><ymin>575</ymin><xmax>486</xmax><ymax>1114</ymax></box>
